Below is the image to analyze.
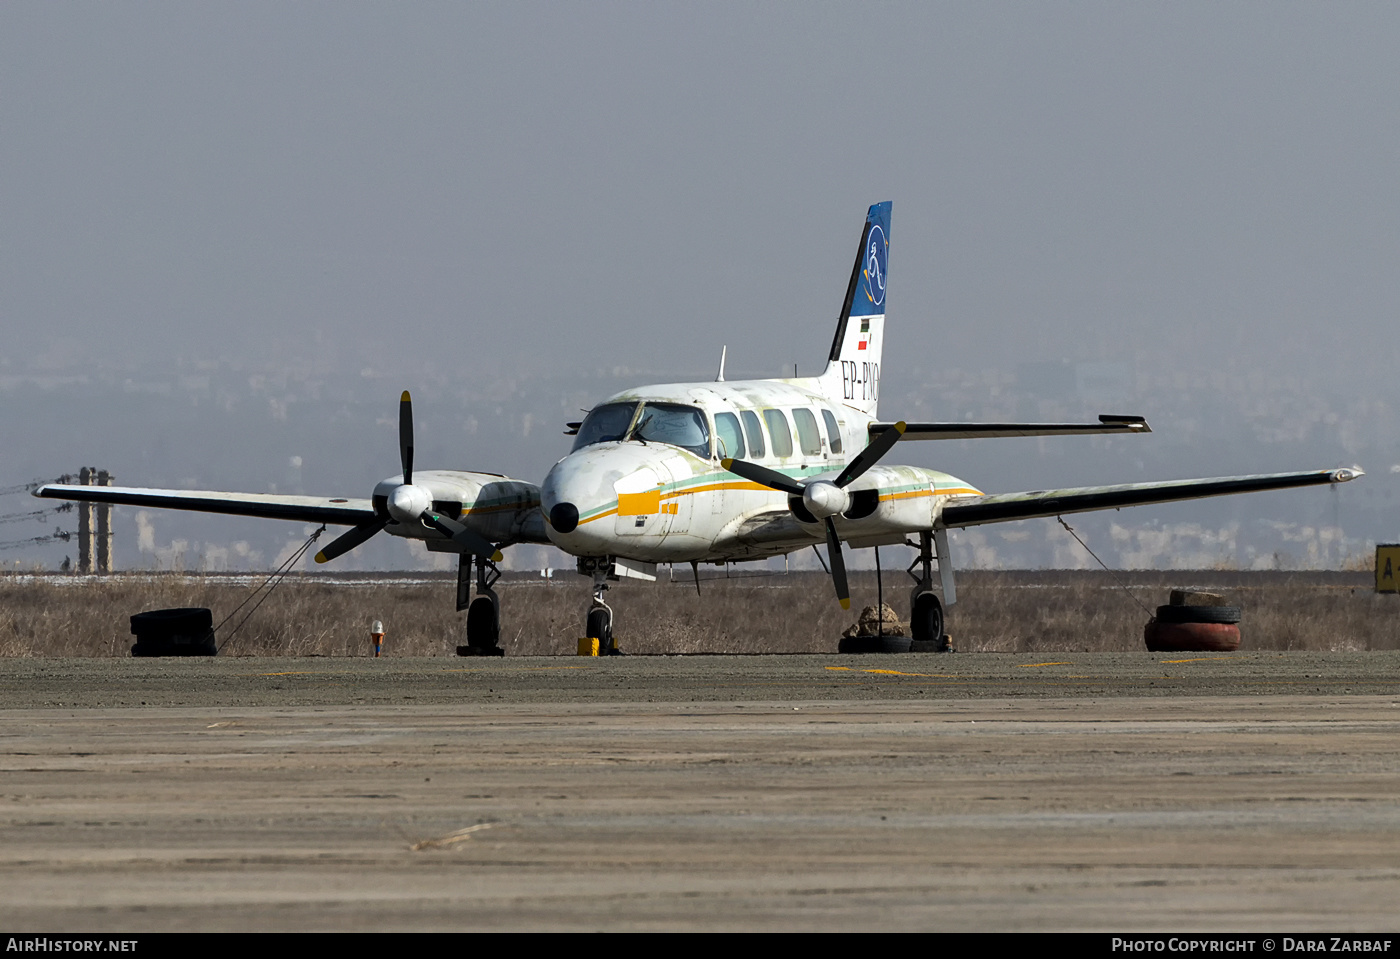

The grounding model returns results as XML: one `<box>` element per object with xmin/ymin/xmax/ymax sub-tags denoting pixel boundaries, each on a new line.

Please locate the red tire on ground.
<box><xmin>1143</xmin><ymin>620</ymin><xmax>1240</xmax><ymax>652</ymax></box>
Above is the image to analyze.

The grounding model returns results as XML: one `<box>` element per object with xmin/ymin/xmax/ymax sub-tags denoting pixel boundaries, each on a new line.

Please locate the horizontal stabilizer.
<box><xmin>939</xmin><ymin>468</ymin><xmax>1361</xmax><ymax>529</ymax></box>
<box><xmin>871</xmin><ymin>414</ymin><xmax>1150</xmax><ymax>441</ymax></box>
<box><xmin>35</xmin><ymin>484</ymin><xmax>376</xmax><ymax>526</ymax></box>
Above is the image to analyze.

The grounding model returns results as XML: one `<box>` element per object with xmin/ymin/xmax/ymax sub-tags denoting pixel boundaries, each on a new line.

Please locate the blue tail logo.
<box><xmin>864</xmin><ymin>223</ymin><xmax>887</xmax><ymax>308</ymax></box>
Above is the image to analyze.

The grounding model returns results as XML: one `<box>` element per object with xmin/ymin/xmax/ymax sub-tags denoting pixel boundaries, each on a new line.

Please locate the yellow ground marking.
<box><xmin>1017</xmin><ymin>662</ymin><xmax>1073</xmax><ymax>667</ymax></box>
<box><xmin>260</xmin><ymin>671</ymin><xmax>317</xmax><ymax>676</ymax></box>
<box><xmin>1160</xmin><ymin>657</ymin><xmax>1232</xmax><ymax>664</ymax></box>
<box><xmin>825</xmin><ymin>666</ymin><xmax>957</xmax><ymax>678</ymax></box>
<box><xmin>411</xmin><ymin>822</ymin><xmax>496</xmax><ymax>851</ymax></box>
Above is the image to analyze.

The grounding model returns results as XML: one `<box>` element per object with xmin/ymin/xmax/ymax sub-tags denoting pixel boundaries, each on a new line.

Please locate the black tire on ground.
<box><xmin>838</xmin><ymin>634</ymin><xmax>914</xmax><ymax>654</ymax></box>
<box><xmin>586</xmin><ymin>607</ymin><xmax>613</xmax><ymax>650</ymax></box>
<box><xmin>1154</xmin><ymin>605</ymin><xmax>1241</xmax><ymax>625</ymax></box>
<box><xmin>910</xmin><ymin>592</ymin><xmax>944</xmax><ymax>645</ymax></box>
<box><xmin>129</xmin><ymin>607</ymin><xmax>217</xmax><ymax>656</ymax></box>
<box><xmin>130</xmin><ymin>607</ymin><xmax>214</xmax><ymax>638</ymax></box>
<box><xmin>465</xmin><ymin>597</ymin><xmax>500</xmax><ymax>649</ymax></box>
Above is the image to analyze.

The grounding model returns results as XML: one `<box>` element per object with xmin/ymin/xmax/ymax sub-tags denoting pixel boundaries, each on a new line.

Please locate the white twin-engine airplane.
<box><xmin>38</xmin><ymin>202</ymin><xmax>1360</xmax><ymax>653</ymax></box>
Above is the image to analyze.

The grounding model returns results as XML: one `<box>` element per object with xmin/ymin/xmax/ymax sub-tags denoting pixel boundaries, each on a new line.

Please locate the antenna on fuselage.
<box><xmin>715</xmin><ymin>345</ymin><xmax>727</xmax><ymax>382</ymax></box>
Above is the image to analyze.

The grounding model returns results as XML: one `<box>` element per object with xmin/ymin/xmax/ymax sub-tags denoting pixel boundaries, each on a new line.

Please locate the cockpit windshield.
<box><xmin>631</xmin><ymin>403</ymin><xmax>711</xmax><ymax>458</ymax></box>
<box><xmin>571</xmin><ymin>401</ymin><xmax>712</xmax><ymax>458</ymax></box>
<box><xmin>571</xmin><ymin>402</ymin><xmax>638</xmax><ymax>451</ymax></box>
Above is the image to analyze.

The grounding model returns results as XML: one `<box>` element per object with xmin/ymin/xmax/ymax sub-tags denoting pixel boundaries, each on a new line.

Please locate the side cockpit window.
<box><xmin>572</xmin><ymin>402</ymin><xmax>639</xmax><ymax>451</ymax></box>
<box><xmin>714</xmin><ymin>412</ymin><xmax>745</xmax><ymax>460</ymax></box>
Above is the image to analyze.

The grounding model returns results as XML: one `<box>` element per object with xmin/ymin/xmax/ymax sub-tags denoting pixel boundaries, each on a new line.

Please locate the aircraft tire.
<box><xmin>838</xmin><ymin>634</ymin><xmax>913</xmax><ymax>654</ymax></box>
<box><xmin>910</xmin><ymin>592</ymin><xmax>944</xmax><ymax>645</ymax></box>
<box><xmin>586</xmin><ymin>607</ymin><xmax>612</xmax><ymax>650</ymax></box>
<box><xmin>465</xmin><ymin>597</ymin><xmax>500</xmax><ymax>649</ymax></box>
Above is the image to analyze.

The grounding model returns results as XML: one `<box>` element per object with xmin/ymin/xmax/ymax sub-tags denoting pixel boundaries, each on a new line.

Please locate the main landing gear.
<box><xmin>456</xmin><ymin>553</ymin><xmax>505</xmax><ymax>657</ymax></box>
<box><xmin>579</xmin><ymin>557</ymin><xmax>622</xmax><ymax>655</ymax></box>
<box><xmin>907</xmin><ymin>531</ymin><xmax>954</xmax><ymax>652</ymax></box>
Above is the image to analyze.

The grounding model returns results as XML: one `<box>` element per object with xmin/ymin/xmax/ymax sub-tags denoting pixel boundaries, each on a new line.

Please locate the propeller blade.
<box><xmin>824</xmin><ymin>517</ymin><xmax>850</xmax><ymax>610</ymax></box>
<box><xmin>833</xmin><ymin>420</ymin><xmax>906</xmax><ymax>488</ymax></box>
<box><xmin>421</xmin><ymin>510</ymin><xmax>503</xmax><ymax>562</ymax></box>
<box><xmin>721</xmin><ymin>457</ymin><xmax>805</xmax><ymax>496</ymax></box>
<box><xmin>315</xmin><ymin>519</ymin><xmax>388</xmax><ymax>564</ymax></box>
<box><xmin>399</xmin><ymin>390</ymin><xmax>414</xmax><ymax>486</ymax></box>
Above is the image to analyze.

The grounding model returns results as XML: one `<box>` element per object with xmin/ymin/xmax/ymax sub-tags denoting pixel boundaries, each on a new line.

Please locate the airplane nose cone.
<box><xmin>550</xmin><ymin>501</ymin><xmax>579</xmax><ymax>534</ymax></box>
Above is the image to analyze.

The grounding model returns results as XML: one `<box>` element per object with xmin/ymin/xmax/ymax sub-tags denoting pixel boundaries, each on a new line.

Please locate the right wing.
<box><xmin>939</xmin><ymin>468</ymin><xmax>1361</xmax><ymax>528</ymax></box>
<box><xmin>34</xmin><ymin>484</ymin><xmax>376</xmax><ymax>526</ymax></box>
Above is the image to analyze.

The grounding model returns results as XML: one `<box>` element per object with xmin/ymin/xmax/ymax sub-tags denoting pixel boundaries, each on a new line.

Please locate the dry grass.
<box><xmin>0</xmin><ymin>569</ymin><xmax>1394</xmax><ymax>657</ymax></box>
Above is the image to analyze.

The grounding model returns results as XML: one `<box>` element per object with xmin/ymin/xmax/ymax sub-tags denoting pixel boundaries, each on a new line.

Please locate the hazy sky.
<box><xmin>1</xmin><ymin>3</ymin><xmax>1396</xmax><ymax>571</ymax></box>
<box><xmin>4</xmin><ymin>2</ymin><xmax>1396</xmax><ymax>382</ymax></box>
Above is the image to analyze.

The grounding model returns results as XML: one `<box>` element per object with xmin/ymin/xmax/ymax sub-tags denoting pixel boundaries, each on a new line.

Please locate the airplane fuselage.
<box><xmin>537</xmin><ymin>376</ymin><xmax>980</xmax><ymax>566</ymax></box>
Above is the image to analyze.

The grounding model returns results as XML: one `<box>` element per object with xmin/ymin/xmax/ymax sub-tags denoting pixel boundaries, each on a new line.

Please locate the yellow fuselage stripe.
<box><xmin>577</xmin><ymin>482</ymin><xmax>983</xmax><ymax>526</ymax></box>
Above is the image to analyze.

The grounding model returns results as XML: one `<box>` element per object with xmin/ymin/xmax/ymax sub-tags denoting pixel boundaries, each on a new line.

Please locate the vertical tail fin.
<box><xmin>818</xmin><ymin>201</ymin><xmax>890</xmax><ymax>418</ymax></box>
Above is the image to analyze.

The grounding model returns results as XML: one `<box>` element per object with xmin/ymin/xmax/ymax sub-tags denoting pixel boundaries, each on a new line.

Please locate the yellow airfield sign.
<box><xmin>1376</xmin><ymin>545</ymin><xmax>1400</xmax><ymax>593</ymax></box>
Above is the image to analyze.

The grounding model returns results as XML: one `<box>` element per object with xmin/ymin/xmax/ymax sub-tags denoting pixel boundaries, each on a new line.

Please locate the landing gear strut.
<box><xmin>580</xmin><ymin>557</ymin><xmax>621</xmax><ymax>655</ymax></box>
<box><xmin>457</xmin><ymin>554</ymin><xmax>505</xmax><ymax>657</ymax></box>
<box><xmin>907</xmin><ymin>531</ymin><xmax>953</xmax><ymax>652</ymax></box>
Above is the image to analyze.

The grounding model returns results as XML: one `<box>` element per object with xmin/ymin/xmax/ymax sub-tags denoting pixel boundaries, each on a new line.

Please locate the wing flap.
<box><xmin>939</xmin><ymin>468</ymin><xmax>1360</xmax><ymax>528</ymax></box>
<box><xmin>35</xmin><ymin>484</ymin><xmax>376</xmax><ymax>526</ymax></box>
<box><xmin>871</xmin><ymin>414</ymin><xmax>1150</xmax><ymax>441</ymax></box>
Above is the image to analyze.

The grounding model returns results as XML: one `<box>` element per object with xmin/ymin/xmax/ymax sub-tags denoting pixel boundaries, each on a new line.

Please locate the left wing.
<box><xmin>939</xmin><ymin>468</ymin><xmax>1361</xmax><ymax>528</ymax></box>
<box><xmin>870</xmin><ymin>414</ymin><xmax>1150</xmax><ymax>441</ymax></box>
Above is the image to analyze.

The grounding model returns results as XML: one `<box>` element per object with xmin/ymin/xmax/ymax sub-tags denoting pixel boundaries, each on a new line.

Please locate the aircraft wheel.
<box><xmin>910</xmin><ymin>592</ymin><xmax>944</xmax><ymax>645</ymax></box>
<box><xmin>586</xmin><ymin>606</ymin><xmax>614</xmax><ymax>653</ymax></box>
<box><xmin>465</xmin><ymin>596</ymin><xmax>500</xmax><ymax>649</ymax></box>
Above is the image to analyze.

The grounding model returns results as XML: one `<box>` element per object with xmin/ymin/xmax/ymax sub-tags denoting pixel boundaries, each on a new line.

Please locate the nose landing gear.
<box><xmin>580</xmin><ymin>557</ymin><xmax>622</xmax><ymax>655</ymax></box>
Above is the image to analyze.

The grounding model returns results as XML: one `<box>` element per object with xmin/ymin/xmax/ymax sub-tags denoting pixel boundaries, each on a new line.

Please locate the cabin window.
<box><xmin>793</xmin><ymin>408</ymin><xmax>822</xmax><ymax>456</ymax></box>
<box><xmin>740</xmin><ymin>410</ymin><xmax>765</xmax><ymax>459</ymax></box>
<box><xmin>631</xmin><ymin>403</ymin><xmax>711</xmax><ymax>458</ymax></box>
<box><xmin>714</xmin><ymin>412</ymin><xmax>745</xmax><ymax>460</ymax></box>
<box><xmin>572</xmin><ymin>402</ymin><xmax>639</xmax><ymax>451</ymax></box>
<box><xmin>821</xmin><ymin>409</ymin><xmax>843</xmax><ymax>454</ymax></box>
<box><xmin>763</xmin><ymin>408</ymin><xmax>794</xmax><ymax>458</ymax></box>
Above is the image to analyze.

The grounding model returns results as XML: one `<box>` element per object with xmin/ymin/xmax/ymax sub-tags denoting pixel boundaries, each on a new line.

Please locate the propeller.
<box><xmin>722</xmin><ymin>421</ymin><xmax>906</xmax><ymax>609</ymax></box>
<box><xmin>315</xmin><ymin>391</ymin><xmax>503</xmax><ymax>565</ymax></box>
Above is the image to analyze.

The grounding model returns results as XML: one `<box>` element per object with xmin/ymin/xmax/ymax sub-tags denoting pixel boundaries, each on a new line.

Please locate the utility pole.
<box><xmin>96</xmin><ymin>469</ymin><xmax>113</xmax><ymax>573</ymax></box>
<box><xmin>77</xmin><ymin>466</ymin><xmax>94</xmax><ymax>574</ymax></box>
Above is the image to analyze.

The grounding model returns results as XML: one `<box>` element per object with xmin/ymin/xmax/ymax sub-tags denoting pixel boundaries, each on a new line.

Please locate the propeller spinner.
<box><xmin>314</xmin><ymin>391</ymin><xmax>503</xmax><ymax>565</ymax></box>
<box><xmin>722</xmin><ymin>421</ymin><xmax>906</xmax><ymax>609</ymax></box>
